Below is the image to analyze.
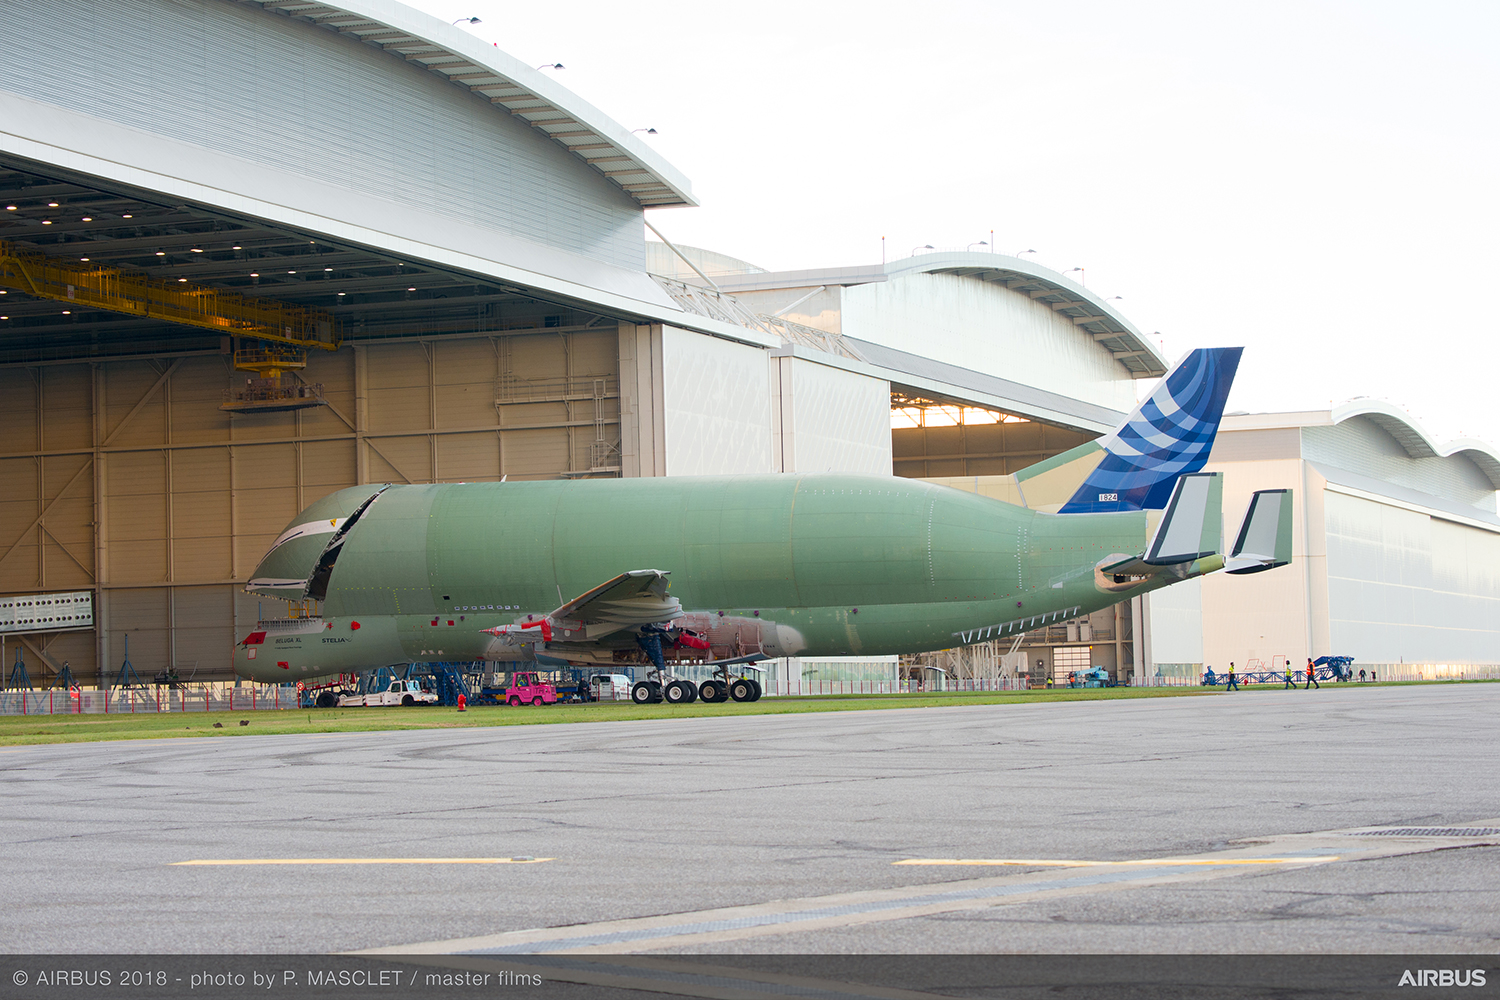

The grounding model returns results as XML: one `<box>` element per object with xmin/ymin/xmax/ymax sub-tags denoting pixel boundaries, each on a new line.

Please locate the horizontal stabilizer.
<box><xmin>1143</xmin><ymin>472</ymin><xmax>1222</xmax><ymax>565</ymax></box>
<box><xmin>1225</xmin><ymin>489</ymin><xmax>1294</xmax><ymax>574</ymax></box>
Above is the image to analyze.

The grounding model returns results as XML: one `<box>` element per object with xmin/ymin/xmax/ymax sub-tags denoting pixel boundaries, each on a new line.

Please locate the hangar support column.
<box><xmin>618</xmin><ymin>323</ymin><xmax>664</xmax><ymax>477</ymax></box>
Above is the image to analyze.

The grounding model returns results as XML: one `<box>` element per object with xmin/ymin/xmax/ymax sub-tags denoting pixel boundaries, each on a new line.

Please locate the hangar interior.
<box><xmin>1</xmin><ymin>0</ymin><xmax>1494</xmax><ymax>694</ymax></box>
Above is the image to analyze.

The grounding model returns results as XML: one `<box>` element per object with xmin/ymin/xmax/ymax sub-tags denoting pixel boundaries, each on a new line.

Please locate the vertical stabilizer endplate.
<box><xmin>1225</xmin><ymin>489</ymin><xmax>1294</xmax><ymax>574</ymax></box>
<box><xmin>1143</xmin><ymin>472</ymin><xmax>1222</xmax><ymax>565</ymax></box>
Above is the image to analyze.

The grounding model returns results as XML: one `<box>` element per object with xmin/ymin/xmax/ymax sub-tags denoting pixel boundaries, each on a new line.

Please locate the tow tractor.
<box><xmin>338</xmin><ymin>677</ymin><xmax>438</xmax><ymax>707</ymax></box>
<box><xmin>502</xmin><ymin>670</ymin><xmax>557</xmax><ymax>706</ymax></box>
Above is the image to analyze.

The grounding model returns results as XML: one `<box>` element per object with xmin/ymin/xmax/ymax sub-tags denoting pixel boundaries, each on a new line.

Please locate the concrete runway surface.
<box><xmin>2</xmin><ymin>684</ymin><xmax>1498</xmax><ymax>955</ymax></box>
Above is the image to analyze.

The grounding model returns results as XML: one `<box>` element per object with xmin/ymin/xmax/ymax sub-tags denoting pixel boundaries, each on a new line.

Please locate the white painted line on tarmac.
<box><xmin>893</xmin><ymin>856</ymin><xmax>1342</xmax><ymax>867</ymax></box>
<box><xmin>171</xmin><ymin>857</ymin><xmax>553</xmax><ymax>866</ymax></box>
<box><xmin>361</xmin><ymin>820</ymin><xmax>1500</xmax><ymax>955</ymax></box>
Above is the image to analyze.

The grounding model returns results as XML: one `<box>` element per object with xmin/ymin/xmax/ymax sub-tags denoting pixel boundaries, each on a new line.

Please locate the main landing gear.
<box><xmin>630</xmin><ymin>624</ymin><xmax>764</xmax><ymax>705</ymax></box>
<box><xmin>630</xmin><ymin>674</ymin><xmax>762</xmax><ymax>705</ymax></box>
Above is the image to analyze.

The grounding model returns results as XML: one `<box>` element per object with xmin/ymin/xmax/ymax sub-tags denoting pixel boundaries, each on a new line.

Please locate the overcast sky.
<box><xmin>413</xmin><ymin>0</ymin><xmax>1499</xmax><ymax>443</ymax></box>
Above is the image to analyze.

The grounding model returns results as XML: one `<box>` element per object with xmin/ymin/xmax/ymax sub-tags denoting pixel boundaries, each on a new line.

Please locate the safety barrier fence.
<box><xmin>0</xmin><ymin>684</ymin><xmax>302</xmax><ymax>716</ymax></box>
<box><xmin>1143</xmin><ymin>663</ymin><xmax>1500</xmax><ymax>687</ymax></box>
<box><xmin>768</xmin><ymin>678</ymin><xmax>1032</xmax><ymax>696</ymax></box>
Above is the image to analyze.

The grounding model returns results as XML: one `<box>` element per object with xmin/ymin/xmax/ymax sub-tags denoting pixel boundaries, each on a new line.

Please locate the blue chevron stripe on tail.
<box><xmin>1058</xmin><ymin>347</ymin><xmax>1242</xmax><ymax>514</ymax></box>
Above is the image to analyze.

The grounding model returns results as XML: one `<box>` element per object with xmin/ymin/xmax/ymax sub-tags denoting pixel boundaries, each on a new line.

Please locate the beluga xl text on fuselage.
<box><xmin>233</xmin><ymin>347</ymin><xmax>1292</xmax><ymax>704</ymax></box>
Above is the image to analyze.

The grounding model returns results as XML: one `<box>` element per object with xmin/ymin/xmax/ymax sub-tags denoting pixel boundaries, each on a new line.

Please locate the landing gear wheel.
<box><xmin>315</xmin><ymin>692</ymin><xmax>337</xmax><ymax>709</ymax></box>
<box><xmin>729</xmin><ymin>678</ymin><xmax>754</xmax><ymax>702</ymax></box>
<box><xmin>664</xmin><ymin>680</ymin><xmax>690</xmax><ymax>704</ymax></box>
<box><xmin>648</xmin><ymin>681</ymin><xmax>663</xmax><ymax>703</ymax></box>
<box><xmin>680</xmin><ymin>680</ymin><xmax>698</xmax><ymax>703</ymax></box>
<box><xmin>747</xmin><ymin>678</ymin><xmax>762</xmax><ymax>702</ymax></box>
<box><xmin>699</xmin><ymin>680</ymin><xmax>725</xmax><ymax>703</ymax></box>
<box><xmin>631</xmin><ymin>681</ymin><xmax>654</xmax><ymax>705</ymax></box>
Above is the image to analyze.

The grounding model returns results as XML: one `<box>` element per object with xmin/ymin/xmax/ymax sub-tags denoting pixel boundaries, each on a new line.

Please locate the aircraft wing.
<box><xmin>485</xmin><ymin>569</ymin><xmax>683</xmax><ymax>645</ymax></box>
<box><xmin>553</xmin><ymin>569</ymin><xmax>680</xmax><ymax>625</ymax></box>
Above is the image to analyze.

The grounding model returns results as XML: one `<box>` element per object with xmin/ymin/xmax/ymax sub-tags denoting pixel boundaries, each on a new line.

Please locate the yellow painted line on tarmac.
<box><xmin>893</xmin><ymin>856</ymin><xmax>1340</xmax><ymax>867</ymax></box>
<box><xmin>171</xmin><ymin>857</ymin><xmax>554</xmax><ymax>866</ymax></box>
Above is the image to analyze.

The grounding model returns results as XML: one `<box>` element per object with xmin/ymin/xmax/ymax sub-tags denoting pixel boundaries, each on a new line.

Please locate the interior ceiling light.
<box><xmin>177</xmin><ymin>278</ymin><xmax>187</xmax><ymax>283</ymax></box>
<box><xmin>407</xmin><ymin>287</ymin><xmax>416</xmax><ymax>292</ymax></box>
<box><xmin>61</xmin><ymin>310</ymin><xmax>71</xmax><ymax>315</ymax></box>
<box><xmin>47</xmin><ymin>202</ymin><xmax>59</xmax><ymax>208</ymax></box>
<box><xmin>250</xmin><ymin>272</ymin><xmax>259</xmax><ymax>277</ymax></box>
<box><xmin>190</xmin><ymin>246</ymin><xmax>203</xmax><ymax>253</ymax></box>
<box><xmin>121</xmin><ymin>213</ymin><xmax>132</xmax><ymax>219</ymax></box>
<box><xmin>4</xmin><ymin>205</ymin><xmax>15</xmax><ymax>211</ymax></box>
<box><xmin>337</xmin><ymin>292</ymin><xmax>346</xmax><ymax>296</ymax></box>
<box><xmin>287</xmin><ymin>270</ymin><xmax>296</xmax><ymax>274</ymax></box>
<box><xmin>80</xmin><ymin>257</ymin><xmax>90</xmax><ymax>262</ymax></box>
<box><xmin>324</xmin><ymin>267</ymin><xmax>333</xmax><ymax>271</ymax></box>
<box><xmin>40</xmin><ymin>220</ymin><xmax>52</xmax><ymax>225</ymax></box>
<box><xmin>0</xmin><ymin>290</ymin><xmax>6</xmax><ymax>294</ymax></box>
<box><xmin>231</xmin><ymin>245</ymin><xmax>242</xmax><ymax>250</ymax></box>
<box><xmin>0</xmin><ymin>316</ymin><xmax>7</xmax><ymax>321</ymax></box>
<box><xmin>155</xmin><ymin>251</ymin><xmax>166</xmax><ymax>256</ymax></box>
<box><xmin>81</xmin><ymin>216</ymin><xmax>92</xmax><ymax>222</ymax></box>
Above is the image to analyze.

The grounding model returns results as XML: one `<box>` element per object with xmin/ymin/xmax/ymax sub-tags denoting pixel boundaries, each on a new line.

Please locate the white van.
<box><xmin>590</xmin><ymin>673</ymin><xmax>634</xmax><ymax>702</ymax></box>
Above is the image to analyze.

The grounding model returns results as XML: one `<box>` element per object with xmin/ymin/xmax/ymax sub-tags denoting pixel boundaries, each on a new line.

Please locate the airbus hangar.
<box><xmin>0</xmin><ymin>0</ymin><xmax>1494</xmax><ymax>693</ymax></box>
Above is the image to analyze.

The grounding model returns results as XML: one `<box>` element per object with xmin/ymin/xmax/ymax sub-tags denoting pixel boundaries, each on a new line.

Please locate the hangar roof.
<box><xmin>231</xmin><ymin>0</ymin><xmax>696</xmax><ymax>209</ymax></box>
<box><xmin>716</xmin><ymin>252</ymin><xmax>1169</xmax><ymax>378</ymax></box>
<box><xmin>1330</xmin><ymin>400</ymin><xmax>1500</xmax><ymax>489</ymax></box>
<box><xmin>1221</xmin><ymin>403</ymin><xmax>1500</xmax><ymax>491</ymax></box>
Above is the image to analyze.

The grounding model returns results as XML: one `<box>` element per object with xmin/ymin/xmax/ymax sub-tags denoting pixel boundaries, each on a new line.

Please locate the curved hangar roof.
<box><xmin>886</xmin><ymin>253</ymin><xmax>1169</xmax><ymax>378</ymax></box>
<box><xmin>232</xmin><ymin>0</ymin><xmax>695</xmax><ymax>209</ymax></box>
<box><xmin>1332</xmin><ymin>399</ymin><xmax>1500</xmax><ymax>489</ymax></box>
<box><xmin>718</xmin><ymin>252</ymin><xmax>1169</xmax><ymax>379</ymax></box>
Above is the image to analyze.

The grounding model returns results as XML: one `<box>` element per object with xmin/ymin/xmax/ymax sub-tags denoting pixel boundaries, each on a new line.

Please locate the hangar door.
<box><xmin>0</xmin><ymin>327</ymin><xmax>621</xmax><ymax>685</ymax></box>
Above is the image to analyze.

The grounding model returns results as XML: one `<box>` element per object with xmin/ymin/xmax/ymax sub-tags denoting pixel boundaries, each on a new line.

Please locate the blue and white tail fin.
<box><xmin>1057</xmin><ymin>347</ymin><xmax>1242</xmax><ymax>514</ymax></box>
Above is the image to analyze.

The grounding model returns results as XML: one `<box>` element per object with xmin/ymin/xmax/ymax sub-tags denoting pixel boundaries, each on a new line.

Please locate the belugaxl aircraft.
<box><xmin>233</xmin><ymin>347</ymin><xmax>1291</xmax><ymax>704</ymax></box>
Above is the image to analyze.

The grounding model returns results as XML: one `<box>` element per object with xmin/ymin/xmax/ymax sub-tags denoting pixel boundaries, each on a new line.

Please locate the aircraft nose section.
<box><xmin>232</xmin><ymin>627</ymin><xmax>268</xmax><ymax>681</ymax></box>
<box><xmin>245</xmin><ymin>485</ymin><xmax>387</xmax><ymax>600</ymax></box>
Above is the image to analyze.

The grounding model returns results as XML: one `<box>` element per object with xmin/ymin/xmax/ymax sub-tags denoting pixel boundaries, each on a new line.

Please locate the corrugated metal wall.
<box><xmin>0</xmin><ymin>0</ymin><xmax>644</xmax><ymax>270</ymax></box>
<box><xmin>0</xmin><ymin>330</ymin><xmax>620</xmax><ymax>684</ymax></box>
<box><xmin>1325</xmin><ymin>490</ymin><xmax>1500</xmax><ymax>662</ymax></box>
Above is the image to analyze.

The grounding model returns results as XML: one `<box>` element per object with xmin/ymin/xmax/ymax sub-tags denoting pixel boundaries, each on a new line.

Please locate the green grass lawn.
<box><xmin>0</xmin><ymin>687</ymin><xmax>1239</xmax><ymax>746</ymax></box>
<box><xmin>4</xmin><ymin>679</ymin><xmax>1483</xmax><ymax>746</ymax></box>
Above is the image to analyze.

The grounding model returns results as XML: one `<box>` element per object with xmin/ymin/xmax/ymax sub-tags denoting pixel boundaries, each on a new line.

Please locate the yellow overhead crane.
<box><xmin>0</xmin><ymin>239</ymin><xmax>341</xmax><ymax>412</ymax></box>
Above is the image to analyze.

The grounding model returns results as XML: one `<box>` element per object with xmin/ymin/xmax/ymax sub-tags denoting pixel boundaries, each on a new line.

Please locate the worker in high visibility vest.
<box><xmin>1305</xmin><ymin>658</ymin><xmax>1320</xmax><ymax>690</ymax></box>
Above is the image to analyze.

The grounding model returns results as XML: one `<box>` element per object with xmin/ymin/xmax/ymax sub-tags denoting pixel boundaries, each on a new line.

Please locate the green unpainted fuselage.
<box><xmin>234</xmin><ymin>474</ymin><xmax>1208</xmax><ymax>683</ymax></box>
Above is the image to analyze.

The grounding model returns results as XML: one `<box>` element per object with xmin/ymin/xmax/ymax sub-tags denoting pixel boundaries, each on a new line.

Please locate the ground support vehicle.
<box><xmin>337</xmin><ymin>678</ymin><xmax>437</xmax><ymax>707</ymax></box>
<box><xmin>300</xmin><ymin>674</ymin><xmax>359</xmax><ymax>708</ymax></box>
<box><xmin>1068</xmin><ymin>667</ymin><xmax>1113</xmax><ymax>688</ymax></box>
<box><xmin>589</xmin><ymin>673</ymin><xmax>634</xmax><ymax>701</ymax></box>
<box><xmin>502</xmin><ymin>671</ymin><xmax>557</xmax><ymax>706</ymax></box>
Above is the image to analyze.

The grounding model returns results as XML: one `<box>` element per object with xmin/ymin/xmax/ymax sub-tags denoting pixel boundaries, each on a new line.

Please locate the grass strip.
<box><xmin>2</xmin><ymin>680</ymin><xmax>1476</xmax><ymax>747</ymax></box>
<box><xmin>0</xmin><ymin>687</ymin><xmax>1221</xmax><ymax>746</ymax></box>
